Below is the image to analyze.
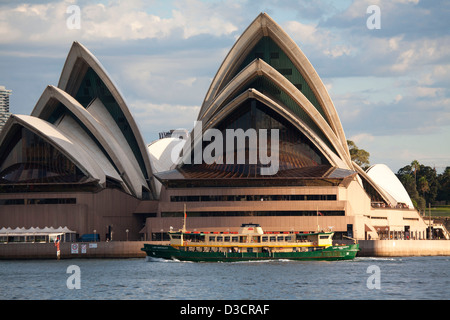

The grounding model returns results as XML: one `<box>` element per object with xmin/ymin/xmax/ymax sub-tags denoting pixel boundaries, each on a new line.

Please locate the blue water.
<box><xmin>0</xmin><ymin>256</ymin><xmax>449</xmax><ymax>300</ymax></box>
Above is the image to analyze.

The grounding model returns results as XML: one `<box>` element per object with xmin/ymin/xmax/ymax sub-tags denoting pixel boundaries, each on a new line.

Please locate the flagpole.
<box><xmin>316</xmin><ymin>207</ymin><xmax>319</xmax><ymax>232</ymax></box>
<box><xmin>183</xmin><ymin>203</ymin><xmax>187</xmax><ymax>232</ymax></box>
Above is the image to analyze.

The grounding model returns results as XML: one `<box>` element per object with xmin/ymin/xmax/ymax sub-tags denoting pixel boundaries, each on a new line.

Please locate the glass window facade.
<box><xmin>229</xmin><ymin>36</ymin><xmax>329</xmax><ymax>125</ymax></box>
<box><xmin>222</xmin><ymin>75</ymin><xmax>338</xmax><ymax>155</ymax></box>
<box><xmin>0</xmin><ymin>198</ymin><xmax>76</xmax><ymax>205</ymax></box>
<box><xmin>183</xmin><ymin>98</ymin><xmax>329</xmax><ymax>176</ymax></box>
<box><xmin>170</xmin><ymin>194</ymin><xmax>337</xmax><ymax>202</ymax></box>
<box><xmin>0</xmin><ymin>126</ymin><xmax>87</xmax><ymax>184</ymax></box>
<box><xmin>161</xmin><ymin>211</ymin><xmax>345</xmax><ymax>217</ymax></box>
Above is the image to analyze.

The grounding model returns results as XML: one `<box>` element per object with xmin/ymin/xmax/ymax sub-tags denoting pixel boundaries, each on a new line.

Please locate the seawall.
<box><xmin>356</xmin><ymin>240</ymin><xmax>450</xmax><ymax>257</ymax></box>
<box><xmin>0</xmin><ymin>241</ymin><xmax>152</xmax><ymax>259</ymax></box>
<box><xmin>1</xmin><ymin>240</ymin><xmax>449</xmax><ymax>259</ymax></box>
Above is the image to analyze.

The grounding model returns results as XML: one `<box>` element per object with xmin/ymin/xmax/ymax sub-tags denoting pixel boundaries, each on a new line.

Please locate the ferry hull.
<box><xmin>141</xmin><ymin>244</ymin><xmax>360</xmax><ymax>262</ymax></box>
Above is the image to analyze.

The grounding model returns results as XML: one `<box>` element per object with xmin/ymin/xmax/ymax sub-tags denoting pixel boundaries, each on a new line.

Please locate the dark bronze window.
<box><xmin>170</xmin><ymin>194</ymin><xmax>336</xmax><ymax>202</ymax></box>
<box><xmin>0</xmin><ymin>127</ymin><xmax>87</xmax><ymax>184</ymax></box>
<box><xmin>161</xmin><ymin>211</ymin><xmax>345</xmax><ymax>217</ymax></box>
<box><xmin>182</xmin><ymin>98</ymin><xmax>329</xmax><ymax>176</ymax></box>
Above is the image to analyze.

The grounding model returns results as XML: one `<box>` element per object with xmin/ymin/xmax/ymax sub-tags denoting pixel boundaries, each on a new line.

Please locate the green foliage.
<box><xmin>437</xmin><ymin>167</ymin><xmax>450</xmax><ymax>202</ymax></box>
<box><xmin>347</xmin><ymin>140</ymin><xmax>370</xmax><ymax>170</ymax></box>
<box><xmin>345</xmin><ymin>142</ymin><xmax>448</xmax><ymax>210</ymax></box>
<box><xmin>396</xmin><ymin>161</ymin><xmax>448</xmax><ymax>210</ymax></box>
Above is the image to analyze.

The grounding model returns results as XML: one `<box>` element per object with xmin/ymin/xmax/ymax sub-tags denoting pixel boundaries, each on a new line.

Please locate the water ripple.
<box><xmin>0</xmin><ymin>256</ymin><xmax>449</xmax><ymax>299</ymax></box>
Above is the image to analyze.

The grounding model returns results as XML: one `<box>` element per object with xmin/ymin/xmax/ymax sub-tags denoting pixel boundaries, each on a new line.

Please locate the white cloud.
<box><xmin>0</xmin><ymin>0</ymin><xmax>240</xmax><ymax>45</ymax></box>
<box><xmin>177</xmin><ymin>77</ymin><xmax>197</xmax><ymax>87</ymax></box>
<box><xmin>283</xmin><ymin>20</ymin><xmax>355</xmax><ymax>59</ymax></box>
<box><xmin>388</xmin><ymin>35</ymin><xmax>403</xmax><ymax>51</ymax></box>
<box><xmin>130</xmin><ymin>100</ymin><xmax>199</xmax><ymax>141</ymax></box>
<box><xmin>171</xmin><ymin>5</ymin><xmax>238</xmax><ymax>39</ymax></box>
<box><xmin>283</xmin><ymin>21</ymin><xmax>324</xmax><ymax>45</ymax></box>
<box><xmin>391</xmin><ymin>49</ymin><xmax>416</xmax><ymax>72</ymax></box>
<box><xmin>323</xmin><ymin>45</ymin><xmax>352</xmax><ymax>58</ymax></box>
<box><xmin>1</xmin><ymin>0</ymin><xmax>449</xmax><ymax>170</ymax></box>
<box><xmin>414</xmin><ymin>86</ymin><xmax>443</xmax><ymax>98</ymax></box>
<box><xmin>395</xmin><ymin>0</ymin><xmax>419</xmax><ymax>4</ymax></box>
<box><xmin>107</xmin><ymin>49</ymin><xmax>222</xmax><ymax>106</ymax></box>
<box><xmin>349</xmin><ymin>133</ymin><xmax>375</xmax><ymax>144</ymax></box>
<box><xmin>81</xmin><ymin>2</ymin><xmax>175</xmax><ymax>40</ymax></box>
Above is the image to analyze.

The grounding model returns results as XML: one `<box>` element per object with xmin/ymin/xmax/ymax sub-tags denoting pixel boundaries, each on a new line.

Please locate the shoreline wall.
<box><xmin>0</xmin><ymin>240</ymin><xmax>449</xmax><ymax>259</ymax></box>
<box><xmin>0</xmin><ymin>241</ymin><xmax>150</xmax><ymax>259</ymax></box>
<box><xmin>357</xmin><ymin>240</ymin><xmax>450</xmax><ymax>257</ymax></box>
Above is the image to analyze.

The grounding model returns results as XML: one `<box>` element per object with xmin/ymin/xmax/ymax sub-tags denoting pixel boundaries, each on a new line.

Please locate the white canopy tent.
<box><xmin>0</xmin><ymin>226</ymin><xmax>77</xmax><ymax>243</ymax></box>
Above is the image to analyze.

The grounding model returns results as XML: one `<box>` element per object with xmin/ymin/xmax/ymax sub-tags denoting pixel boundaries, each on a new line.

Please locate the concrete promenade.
<box><xmin>357</xmin><ymin>239</ymin><xmax>450</xmax><ymax>257</ymax></box>
<box><xmin>0</xmin><ymin>240</ymin><xmax>449</xmax><ymax>259</ymax></box>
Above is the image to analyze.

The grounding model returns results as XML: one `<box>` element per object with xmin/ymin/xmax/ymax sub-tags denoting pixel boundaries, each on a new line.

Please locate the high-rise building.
<box><xmin>0</xmin><ymin>86</ymin><xmax>12</xmax><ymax>132</ymax></box>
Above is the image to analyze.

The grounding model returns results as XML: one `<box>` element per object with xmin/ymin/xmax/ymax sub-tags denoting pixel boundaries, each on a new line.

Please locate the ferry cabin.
<box><xmin>168</xmin><ymin>224</ymin><xmax>334</xmax><ymax>253</ymax></box>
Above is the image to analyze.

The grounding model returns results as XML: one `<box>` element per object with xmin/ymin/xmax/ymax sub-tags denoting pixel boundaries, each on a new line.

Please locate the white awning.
<box><xmin>0</xmin><ymin>226</ymin><xmax>76</xmax><ymax>236</ymax></box>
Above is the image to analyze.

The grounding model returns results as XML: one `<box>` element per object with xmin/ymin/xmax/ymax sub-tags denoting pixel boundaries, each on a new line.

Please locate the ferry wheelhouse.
<box><xmin>141</xmin><ymin>223</ymin><xmax>359</xmax><ymax>262</ymax></box>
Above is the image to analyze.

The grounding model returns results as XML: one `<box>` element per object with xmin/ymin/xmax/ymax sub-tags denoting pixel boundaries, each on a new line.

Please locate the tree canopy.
<box><xmin>347</xmin><ymin>140</ymin><xmax>370</xmax><ymax>170</ymax></box>
<box><xmin>396</xmin><ymin>160</ymin><xmax>448</xmax><ymax>211</ymax></box>
<box><xmin>346</xmin><ymin>142</ymin><xmax>448</xmax><ymax>210</ymax></box>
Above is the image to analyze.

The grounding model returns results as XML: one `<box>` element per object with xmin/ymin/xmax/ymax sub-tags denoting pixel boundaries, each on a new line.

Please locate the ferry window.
<box><xmin>320</xmin><ymin>235</ymin><xmax>329</xmax><ymax>239</ymax></box>
<box><xmin>231</xmin><ymin>236</ymin><xmax>238</xmax><ymax>242</ymax></box>
<box><xmin>209</xmin><ymin>236</ymin><xmax>215</xmax><ymax>242</ymax></box>
<box><xmin>277</xmin><ymin>236</ymin><xmax>284</xmax><ymax>241</ymax></box>
<box><xmin>247</xmin><ymin>248</ymin><xmax>253</xmax><ymax>253</ymax></box>
<box><xmin>262</xmin><ymin>236</ymin><xmax>268</xmax><ymax>242</ymax></box>
<box><xmin>172</xmin><ymin>235</ymin><xmax>181</xmax><ymax>239</ymax></box>
<box><xmin>285</xmin><ymin>236</ymin><xmax>292</xmax><ymax>241</ymax></box>
<box><xmin>224</xmin><ymin>236</ymin><xmax>230</xmax><ymax>242</ymax></box>
<box><xmin>217</xmin><ymin>236</ymin><xmax>223</xmax><ymax>241</ymax></box>
<box><xmin>270</xmin><ymin>236</ymin><xmax>276</xmax><ymax>242</ymax></box>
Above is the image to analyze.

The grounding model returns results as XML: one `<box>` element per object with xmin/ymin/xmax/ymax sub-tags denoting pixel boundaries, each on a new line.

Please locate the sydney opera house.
<box><xmin>0</xmin><ymin>13</ymin><xmax>429</xmax><ymax>242</ymax></box>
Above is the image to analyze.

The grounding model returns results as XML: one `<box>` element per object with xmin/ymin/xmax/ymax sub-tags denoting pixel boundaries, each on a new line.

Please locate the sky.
<box><xmin>0</xmin><ymin>0</ymin><xmax>449</xmax><ymax>174</ymax></box>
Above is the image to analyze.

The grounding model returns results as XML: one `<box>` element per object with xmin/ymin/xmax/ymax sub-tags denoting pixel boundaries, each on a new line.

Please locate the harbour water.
<box><xmin>0</xmin><ymin>256</ymin><xmax>448</xmax><ymax>300</ymax></box>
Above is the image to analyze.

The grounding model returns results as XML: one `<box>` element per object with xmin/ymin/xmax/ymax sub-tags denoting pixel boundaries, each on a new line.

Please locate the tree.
<box><xmin>398</xmin><ymin>172</ymin><xmax>418</xmax><ymax>199</ymax></box>
<box><xmin>416</xmin><ymin>165</ymin><xmax>438</xmax><ymax>205</ymax></box>
<box><xmin>347</xmin><ymin>140</ymin><xmax>370</xmax><ymax>170</ymax></box>
<box><xmin>397</xmin><ymin>161</ymin><xmax>441</xmax><ymax>209</ymax></box>
<box><xmin>417</xmin><ymin>176</ymin><xmax>430</xmax><ymax>196</ymax></box>
<box><xmin>437</xmin><ymin>167</ymin><xmax>450</xmax><ymax>203</ymax></box>
<box><xmin>411</xmin><ymin>160</ymin><xmax>420</xmax><ymax>184</ymax></box>
<box><xmin>396</xmin><ymin>165</ymin><xmax>425</xmax><ymax>211</ymax></box>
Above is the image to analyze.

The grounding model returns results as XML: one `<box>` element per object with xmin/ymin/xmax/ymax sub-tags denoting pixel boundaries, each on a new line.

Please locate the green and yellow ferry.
<box><xmin>141</xmin><ymin>223</ymin><xmax>359</xmax><ymax>262</ymax></box>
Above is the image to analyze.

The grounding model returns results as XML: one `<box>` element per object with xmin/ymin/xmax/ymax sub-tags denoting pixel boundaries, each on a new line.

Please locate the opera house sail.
<box><xmin>0</xmin><ymin>13</ymin><xmax>429</xmax><ymax>242</ymax></box>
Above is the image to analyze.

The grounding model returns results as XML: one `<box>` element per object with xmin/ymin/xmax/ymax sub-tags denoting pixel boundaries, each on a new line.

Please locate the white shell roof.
<box><xmin>148</xmin><ymin>137</ymin><xmax>185</xmax><ymax>197</ymax></box>
<box><xmin>148</xmin><ymin>137</ymin><xmax>185</xmax><ymax>173</ymax></box>
<box><xmin>55</xmin><ymin>41</ymin><xmax>156</xmax><ymax>198</ymax></box>
<box><xmin>198</xmin><ymin>13</ymin><xmax>351</xmax><ymax>168</ymax></box>
<box><xmin>366</xmin><ymin>164</ymin><xmax>414</xmax><ymax>208</ymax></box>
<box><xmin>10</xmin><ymin>114</ymin><xmax>105</xmax><ymax>185</ymax></box>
